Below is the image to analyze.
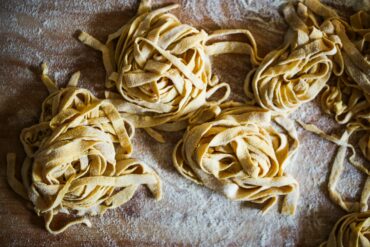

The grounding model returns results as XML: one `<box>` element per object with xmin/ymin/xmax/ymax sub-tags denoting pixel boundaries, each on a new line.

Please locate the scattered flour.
<box><xmin>0</xmin><ymin>0</ymin><xmax>367</xmax><ymax>246</ymax></box>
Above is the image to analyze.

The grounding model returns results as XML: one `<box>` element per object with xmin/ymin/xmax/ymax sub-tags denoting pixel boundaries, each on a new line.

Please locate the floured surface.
<box><xmin>0</xmin><ymin>0</ymin><xmax>366</xmax><ymax>246</ymax></box>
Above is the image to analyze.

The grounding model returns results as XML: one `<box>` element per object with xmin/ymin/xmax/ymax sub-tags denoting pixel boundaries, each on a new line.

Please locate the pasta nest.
<box><xmin>78</xmin><ymin>1</ymin><xmax>230</xmax><ymax>132</ymax></box>
<box><xmin>172</xmin><ymin>101</ymin><xmax>299</xmax><ymax>214</ymax></box>
<box><xmin>320</xmin><ymin>10</ymin><xmax>370</xmax><ymax>124</ymax></box>
<box><xmin>78</xmin><ymin>0</ymin><xmax>261</xmax><ymax>141</ymax></box>
<box><xmin>7</xmin><ymin>64</ymin><xmax>161</xmax><ymax>234</ymax></box>
<box><xmin>244</xmin><ymin>0</ymin><xmax>342</xmax><ymax>113</ymax></box>
<box><xmin>320</xmin><ymin>211</ymin><xmax>370</xmax><ymax>247</ymax></box>
<box><xmin>298</xmin><ymin>1</ymin><xmax>370</xmax><ymax>213</ymax></box>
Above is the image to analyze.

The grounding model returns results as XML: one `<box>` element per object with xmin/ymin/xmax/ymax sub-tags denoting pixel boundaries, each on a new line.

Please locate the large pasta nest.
<box><xmin>172</xmin><ymin>101</ymin><xmax>299</xmax><ymax>214</ymax></box>
<box><xmin>7</xmin><ymin>66</ymin><xmax>161</xmax><ymax>234</ymax></box>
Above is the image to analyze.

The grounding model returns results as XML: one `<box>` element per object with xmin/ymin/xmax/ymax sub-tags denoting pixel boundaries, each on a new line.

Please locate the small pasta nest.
<box><xmin>320</xmin><ymin>10</ymin><xmax>370</xmax><ymax>125</ymax></box>
<box><xmin>244</xmin><ymin>0</ymin><xmax>342</xmax><ymax>113</ymax></box>
<box><xmin>172</xmin><ymin>101</ymin><xmax>299</xmax><ymax>214</ymax></box>
<box><xmin>320</xmin><ymin>211</ymin><xmax>370</xmax><ymax>247</ymax></box>
<box><xmin>298</xmin><ymin>1</ymin><xmax>370</xmax><ymax>214</ymax></box>
<box><xmin>7</xmin><ymin>64</ymin><xmax>161</xmax><ymax>234</ymax></box>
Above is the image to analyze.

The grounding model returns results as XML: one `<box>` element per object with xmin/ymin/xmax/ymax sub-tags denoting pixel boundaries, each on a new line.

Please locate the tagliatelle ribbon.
<box><xmin>320</xmin><ymin>211</ymin><xmax>370</xmax><ymax>247</ymax></box>
<box><xmin>78</xmin><ymin>0</ymin><xmax>261</xmax><ymax>142</ymax></box>
<box><xmin>244</xmin><ymin>0</ymin><xmax>343</xmax><ymax>114</ymax></box>
<box><xmin>319</xmin><ymin>9</ymin><xmax>370</xmax><ymax>124</ymax></box>
<box><xmin>173</xmin><ymin>101</ymin><xmax>299</xmax><ymax>214</ymax></box>
<box><xmin>299</xmin><ymin>8</ymin><xmax>370</xmax><ymax>236</ymax></box>
<box><xmin>298</xmin><ymin>121</ymin><xmax>370</xmax><ymax>213</ymax></box>
<box><xmin>7</xmin><ymin>63</ymin><xmax>162</xmax><ymax>234</ymax></box>
<box><xmin>295</xmin><ymin>0</ymin><xmax>370</xmax><ymax>214</ymax></box>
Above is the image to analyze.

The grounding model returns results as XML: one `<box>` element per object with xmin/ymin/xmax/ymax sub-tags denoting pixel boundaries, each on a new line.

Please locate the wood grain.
<box><xmin>0</xmin><ymin>0</ymin><xmax>360</xmax><ymax>246</ymax></box>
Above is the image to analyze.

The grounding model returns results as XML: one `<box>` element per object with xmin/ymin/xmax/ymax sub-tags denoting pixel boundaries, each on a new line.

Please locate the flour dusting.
<box><xmin>0</xmin><ymin>0</ymin><xmax>366</xmax><ymax>246</ymax></box>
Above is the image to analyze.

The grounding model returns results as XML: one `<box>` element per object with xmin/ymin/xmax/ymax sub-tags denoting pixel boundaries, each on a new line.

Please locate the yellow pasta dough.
<box><xmin>7</xmin><ymin>64</ymin><xmax>162</xmax><ymax>234</ymax></box>
<box><xmin>244</xmin><ymin>0</ymin><xmax>342</xmax><ymax>113</ymax></box>
<box><xmin>297</xmin><ymin>0</ymin><xmax>370</xmax><ymax>213</ymax></box>
<box><xmin>318</xmin><ymin>9</ymin><xmax>370</xmax><ymax>124</ymax></box>
<box><xmin>172</xmin><ymin>101</ymin><xmax>299</xmax><ymax>214</ymax></box>
<box><xmin>78</xmin><ymin>0</ymin><xmax>260</xmax><ymax>142</ymax></box>
<box><xmin>298</xmin><ymin>122</ymin><xmax>370</xmax><ymax>213</ymax></box>
<box><xmin>320</xmin><ymin>211</ymin><xmax>370</xmax><ymax>247</ymax></box>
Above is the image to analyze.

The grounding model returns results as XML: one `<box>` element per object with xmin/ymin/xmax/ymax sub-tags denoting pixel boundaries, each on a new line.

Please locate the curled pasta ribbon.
<box><xmin>297</xmin><ymin>1</ymin><xmax>370</xmax><ymax>213</ymax></box>
<box><xmin>321</xmin><ymin>75</ymin><xmax>370</xmax><ymax>125</ymax></box>
<box><xmin>173</xmin><ymin>101</ymin><xmax>299</xmax><ymax>214</ymax></box>
<box><xmin>320</xmin><ymin>211</ymin><xmax>370</xmax><ymax>247</ymax></box>
<box><xmin>298</xmin><ymin>121</ymin><xmax>370</xmax><ymax>213</ymax></box>
<box><xmin>319</xmin><ymin>9</ymin><xmax>370</xmax><ymax>124</ymax></box>
<box><xmin>7</xmin><ymin>63</ymin><xmax>162</xmax><ymax>234</ymax></box>
<box><xmin>78</xmin><ymin>0</ymin><xmax>260</xmax><ymax>142</ymax></box>
<box><xmin>244</xmin><ymin>0</ymin><xmax>342</xmax><ymax>113</ymax></box>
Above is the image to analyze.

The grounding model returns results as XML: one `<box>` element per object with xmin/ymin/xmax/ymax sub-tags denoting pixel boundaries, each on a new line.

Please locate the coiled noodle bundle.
<box><xmin>78</xmin><ymin>0</ymin><xmax>260</xmax><ymax>141</ymax></box>
<box><xmin>7</xmin><ymin>64</ymin><xmax>162</xmax><ymax>234</ymax></box>
<box><xmin>172</xmin><ymin>102</ymin><xmax>299</xmax><ymax>214</ymax></box>
<box><xmin>320</xmin><ymin>211</ymin><xmax>370</xmax><ymax>247</ymax></box>
<box><xmin>244</xmin><ymin>0</ymin><xmax>341</xmax><ymax>113</ymax></box>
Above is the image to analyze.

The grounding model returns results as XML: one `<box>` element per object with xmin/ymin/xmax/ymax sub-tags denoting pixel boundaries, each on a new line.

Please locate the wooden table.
<box><xmin>0</xmin><ymin>0</ymin><xmax>359</xmax><ymax>246</ymax></box>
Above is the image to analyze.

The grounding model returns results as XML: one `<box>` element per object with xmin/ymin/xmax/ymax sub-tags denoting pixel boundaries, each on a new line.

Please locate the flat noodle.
<box><xmin>244</xmin><ymin>0</ymin><xmax>342</xmax><ymax>113</ymax></box>
<box><xmin>7</xmin><ymin>63</ymin><xmax>162</xmax><ymax>234</ymax></box>
<box><xmin>78</xmin><ymin>0</ymin><xmax>260</xmax><ymax>142</ymax></box>
<box><xmin>320</xmin><ymin>10</ymin><xmax>370</xmax><ymax>123</ymax></box>
<box><xmin>173</xmin><ymin>101</ymin><xmax>299</xmax><ymax>214</ymax></box>
<box><xmin>299</xmin><ymin>121</ymin><xmax>370</xmax><ymax>213</ymax></box>
<box><xmin>320</xmin><ymin>211</ymin><xmax>370</xmax><ymax>247</ymax></box>
<box><xmin>297</xmin><ymin>0</ymin><xmax>370</xmax><ymax>214</ymax></box>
